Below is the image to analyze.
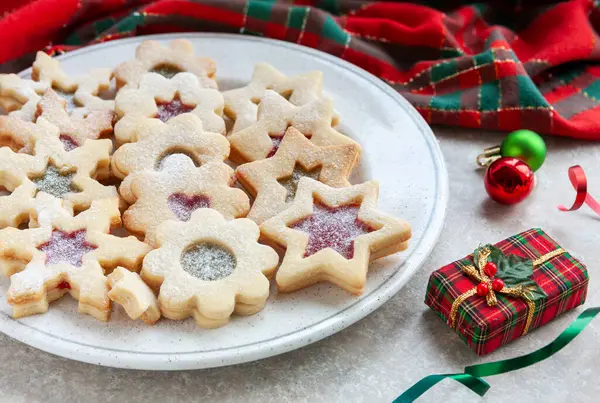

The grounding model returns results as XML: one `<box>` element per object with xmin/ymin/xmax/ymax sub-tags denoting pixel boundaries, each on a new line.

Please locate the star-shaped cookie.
<box><xmin>141</xmin><ymin>208</ymin><xmax>279</xmax><ymax>328</ymax></box>
<box><xmin>114</xmin><ymin>72</ymin><xmax>225</xmax><ymax>145</ymax></box>
<box><xmin>260</xmin><ymin>178</ymin><xmax>411</xmax><ymax>295</ymax></box>
<box><xmin>0</xmin><ymin>74</ymin><xmax>49</xmax><ymax>121</ymax></box>
<box><xmin>0</xmin><ymin>194</ymin><xmax>152</xmax><ymax>320</ymax></box>
<box><xmin>113</xmin><ymin>39</ymin><xmax>217</xmax><ymax>89</ymax></box>
<box><xmin>223</xmin><ymin>63</ymin><xmax>340</xmax><ymax>133</ymax></box>
<box><xmin>227</xmin><ymin>90</ymin><xmax>360</xmax><ymax>164</ymax></box>
<box><xmin>122</xmin><ymin>155</ymin><xmax>250</xmax><ymax>245</ymax></box>
<box><xmin>111</xmin><ymin>114</ymin><xmax>230</xmax><ymax>203</ymax></box>
<box><xmin>236</xmin><ymin>127</ymin><xmax>359</xmax><ymax>224</ymax></box>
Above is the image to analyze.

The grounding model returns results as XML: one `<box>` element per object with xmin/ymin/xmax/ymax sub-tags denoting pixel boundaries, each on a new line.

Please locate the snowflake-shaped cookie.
<box><xmin>123</xmin><ymin>155</ymin><xmax>249</xmax><ymax>245</ymax></box>
<box><xmin>113</xmin><ymin>39</ymin><xmax>217</xmax><ymax>89</ymax></box>
<box><xmin>141</xmin><ymin>208</ymin><xmax>279</xmax><ymax>328</ymax></box>
<box><xmin>0</xmin><ymin>117</ymin><xmax>117</xmax><ymax>211</ymax></box>
<box><xmin>223</xmin><ymin>63</ymin><xmax>340</xmax><ymax>133</ymax></box>
<box><xmin>114</xmin><ymin>72</ymin><xmax>225</xmax><ymax>145</ymax></box>
<box><xmin>260</xmin><ymin>178</ymin><xmax>412</xmax><ymax>295</ymax></box>
<box><xmin>36</xmin><ymin>89</ymin><xmax>114</xmax><ymax>149</ymax></box>
<box><xmin>32</xmin><ymin>51</ymin><xmax>115</xmax><ymax>117</ymax></box>
<box><xmin>227</xmin><ymin>90</ymin><xmax>360</xmax><ymax>164</ymax></box>
<box><xmin>236</xmin><ymin>127</ymin><xmax>359</xmax><ymax>224</ymax></box>
<box><xmin>0</xmin><ymin>194</ymin><xmax>152</xmax><ymax>320</ymax></box>
<box><xmin>111</xmin><ymin>114</ymin><xmax>230</xmax><ymax>203</ymax></box>
<box><xmin>0</xmin><ymin>74</ymin><xmax>49</xmax><ymax>121</ymax></box>
<box><xmin>107</xmin><ymin>267</ymin><xmax>161</xmax><ymax>324</ymax></box>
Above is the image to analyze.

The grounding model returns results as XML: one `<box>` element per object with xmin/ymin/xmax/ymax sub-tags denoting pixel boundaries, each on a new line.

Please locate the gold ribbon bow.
<box><xmin>449</xmin><ymin>247</ymin><xmax>565</xmax><ymax>335</ymax></box>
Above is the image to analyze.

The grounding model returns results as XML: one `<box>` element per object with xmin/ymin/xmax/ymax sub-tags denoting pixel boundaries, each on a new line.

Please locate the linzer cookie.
<box><xmin>227</xmin><ymin>90</ymin><xmax>360</xmax><ymax>164</ymax></box>
<box><xmin>114</xmin><ymin>72</ymin><xmax>225</xmax><ymax>145</ymax></box>
<box><xmin>32</xmin><ymin>51</ymin><xmax>114</xmax><ymax>117</ymax></box>
<box><xmin>108</xmin><ymin>267</ymin><xmax>161</xmax><ymax>324</ymax></box>
<box><xmin>0</xmin><ymin>194</ymin><xmax>151</xmax><ymax>320</ymax></box>
<box><xmin>141</xmin><ymin>208</ymin><xmax>279</xmax><ymax>328</ymax></box>
<box><xmin>0</xmin><ymin>116</ymin><xmax>117</xmax><ymax>211</ymax></box>
<box><xmin>111</xmin><ymin>114</ymin><xmax>230</xmax><ymax>202</ymax></box>
<box><xmin>223</xmin><ymin>63</ymin><xmax>338</xmax><ymax>133</ymax></box>
<box><xmin>236</xmin><ymin>127</ymin><xmax>359</xmax><ymax>224</ymax></box>
<box><xmin>260</xmin><ymin>178</ymin><xmax>411</xmax><ymax>295</ymax></box>
<box><xmin>113</xmin><ymin>39</ymin><xmax>217</xmax><ymax>89</ymax></box>
<box><xmin>0</xmin><ymin>74</ymin><xmax>49</xmax><ymax>121</ymax></box>
<box><xmin>123</xmin><ymin>155</ymin><xmax>249</xmax><ymax>245</ymax></box>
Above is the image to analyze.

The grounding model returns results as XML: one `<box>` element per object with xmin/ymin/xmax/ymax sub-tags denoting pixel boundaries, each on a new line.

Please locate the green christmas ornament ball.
<box><xmin>500</xmin><ymin>129</ymin><xmax>546</xmax><ymax>171</ymax></box>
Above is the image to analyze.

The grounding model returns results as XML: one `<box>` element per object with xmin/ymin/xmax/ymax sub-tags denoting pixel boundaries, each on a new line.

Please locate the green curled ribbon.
<box><xmin>394</xmin><ymin>307</ymin><xmax>600</xmax><ymax>403</ymax></box>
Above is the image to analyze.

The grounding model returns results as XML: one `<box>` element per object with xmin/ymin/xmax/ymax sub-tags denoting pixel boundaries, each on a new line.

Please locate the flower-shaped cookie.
<box><xmin>107</xmin><ymin>267</ymin><xmax>161</xmax><ymax>324</ymax></box>
<box><xmin>0</xmin><ymin>117</ymin><xmax>117</xmax><ymax>211</ymax></box>
<box><xmin>227</xmin><ymin>90</ymin><xmax>360</xmax><ymax>164</ymax></box>
<box><xmin>141</xmin><ymin>208</ymin><xmax>279</xmax><ymax>328</ymax></box>
<box><xmin>0</xmin><ymin>74</ymin><xmax>49</xmax><ymax>121</ymax></box>
<box><xmin>260</xmin><ymin>178</ymin><xmax>412</xmax><ymax>295</ymax></box>
<box><xmin>123</xmin><ymin>156</ymin><xmax>249</xmax><ymax>245</ymax></box>
<box><xmin>0</xmin><ymin>194</ymin><xmax>152</xmax><ymax>320</ymax></box>
<box><xmin>223</xmin><ymin>63</ymin><xmax>339</xmax><ymax>133</ymax></box>
<box><xmin>36</xmin><ymin>89</ymin><xmax>114</xmax><ymax>149</ymax></box>
<box><xmin>113</xmin><ymin>39</ymin><xmax>217</xmax><ymax>89</ymax></box>
<box><xmin>114</xmin><ymin>72</ymin><xmax>225</xmax><ymax>145</ymax></box>
<box><xmin>111</xmin><ymin>114</ymin><xmax>230</xmax><ymax>202</ymax></box>
<box><xmin>32</xmin><ymin>51</ymin><xmax>114</xmax><ymax>117</ymax></box>
<box><xmin>236</xmin><ymin>127</ymin><xmax>359</xmax><ymax>224</ymax></box>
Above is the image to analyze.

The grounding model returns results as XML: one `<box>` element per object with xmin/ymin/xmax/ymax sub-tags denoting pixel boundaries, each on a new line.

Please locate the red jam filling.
<box><xmin>155</xmin><ymin>96</ymin><xmax>194</xmax><ymax>123</ymax></box>
<box><xmin>59</xmin><ymin>134</ymin><xmax>79</xmax><ymax>151</ymax></box>
<box><xmin>290</xmin><ymin>202</ymin><xmax>373</xmax><ymax>259</ymax></box>
<box><xmin>57</xmin><ymin>281</ymin><xmax>71</xmax><ymax>290</ymax></box>
<box><xmin>266</xmin><ymin>135</ymin><xmax>284</xmax><ymax>158</ymax></box>
<box><xmin>38</xmin><ymin>229</ymin><xmax>97</xmax><ymax>267</ymax></box>
<box><xmin>167</xmin><ymin>193</ymin><xmax>211</xmax><ymax>221</ymax></box>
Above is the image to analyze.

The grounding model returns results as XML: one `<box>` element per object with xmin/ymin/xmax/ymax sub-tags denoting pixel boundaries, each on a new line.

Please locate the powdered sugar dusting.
<box><xmin>33</xmin><ymin>165</ymin><xmax>76</xmax><ymax>198</ymax></box>
<box><xmin>180</xmin><ymin>243</ymin><xmax>236</xmax><ymax>281</ymax></box>
<box><xmin>277</xmin><ymin>165</ymin><xmax>321</xmax><ymax>202</ymax></box>
<box><xmin>291</xmin><ymin>202</ymin><xmax>373</xmax><ymax>259</ymax></box>
<box><xmin>167</xmin><ymin>193</ymin><xmax>211</xmax><ymax>221</ymax></box>
<box><xmin>38</xmin><ymin>229</ymin><xmax>97</xmax><ymax>267</ymax></box>
<box><xmin>155</xmin><ymin>96</ymin><xmax>194</xmax><ymax>122</ymax></box>
<box><xmin>59</xmin><ymin>134</ymin><xmax>79</xmax><ymax>151</ymax></box>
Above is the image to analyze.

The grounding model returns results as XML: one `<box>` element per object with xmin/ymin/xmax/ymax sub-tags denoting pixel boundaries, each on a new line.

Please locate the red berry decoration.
<box><xmin>476</xmin><ymin>282</ymin><xmax>489</xmax><ymax>296</ymax></box>
<box><xmin>484</xmin><ymin>157</ymin><xmax>534</xmax><ymax>205</ymax></box>
<box><xmin>484</xmin><ymin>262</ymin><xmax>498</xmax><ymax>277</ymax></box>
<box><xmin>492</xmin><ymin>278</ymin><xmax>505</xmax><ymax>291</ymax></box>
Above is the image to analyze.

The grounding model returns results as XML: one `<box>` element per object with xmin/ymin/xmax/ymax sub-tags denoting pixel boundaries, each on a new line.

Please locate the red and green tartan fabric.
<box><xmin>425</xmin><ymin>228</ymin><xmax>589</xmax><ymax>356</ymax></box>
<box><xmin>3</xmin><ymin>0</ymin><xmax>600</xmax><ymax>139</ymax></box>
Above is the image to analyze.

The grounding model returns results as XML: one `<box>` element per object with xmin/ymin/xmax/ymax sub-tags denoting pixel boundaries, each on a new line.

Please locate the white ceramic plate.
<box><xmin>0</xmin><ymin>33</ymin><xmax>447</xmax><ymax>370</ymax></box>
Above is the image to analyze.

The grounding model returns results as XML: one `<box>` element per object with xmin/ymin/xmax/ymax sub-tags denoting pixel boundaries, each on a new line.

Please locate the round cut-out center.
<box><xmin>155</xmin><ymin>96</ymin><xmax>194</xmax><ymax>122</ymax></box>
<box><xmin>290</xmin><ymin>202</ymin><xmax>373</xmax><ymax>259</ymax></box>
<box><xmin>151</xmin><ymin>64</ymin><xmax>183</xmax><ymax>79</ymax></box>
<box><xmin>38</xmin><ymin>229</ymin><xmax>97</xmax><ymax>267</ymax></box>
<box><xmin>167</xmin><ymin>193</ymin><xmax>210</xmax><ymax>221</ymax></box>
<box><xmin>180</xmin><ymin>243</ymin><xmax>236</xmax><ymax>281</ymax></box>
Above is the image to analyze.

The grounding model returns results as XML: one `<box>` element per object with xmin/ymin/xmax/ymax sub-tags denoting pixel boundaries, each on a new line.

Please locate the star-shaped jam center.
<box><xmin>155</xmin><ymin>95</ymin><xmax>194</xmax><ymax>123</ymax></box>
<box><xmin>38</xmin><ymin>229</ymin><xmax>97</xmax><ymax>267</ymax></box>
<box><xmin>277</xmin><ymin>164</ymin><xmax>322</xmax><ymax>203</ymax></box>
<box><xmin>32</xmin><ymin>164</ymin><xmax>77</xmax><ymax>198</ymax></box>
<box><xmin>290</xmin><ymin>202</ymin><xmax>373</xmax><ymax>259</ymax></box>
<box><xmin>167</xmin><ymin>193</ymin><xmax>211</xmax><ymax>221</ymax></box>
<box><xmin>151</xmin><ymin>64</ymin><xmax>183</xmax><ymax>79</ymax></box>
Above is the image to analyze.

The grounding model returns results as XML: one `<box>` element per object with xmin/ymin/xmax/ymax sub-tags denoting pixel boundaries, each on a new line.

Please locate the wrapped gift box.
<box><xmin>425</xmin><ymin>228</ymin><xmax>589</xmax><ymax>355</ymax></box>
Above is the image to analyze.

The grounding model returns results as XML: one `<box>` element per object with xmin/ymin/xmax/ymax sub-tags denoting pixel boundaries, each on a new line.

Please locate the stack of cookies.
<box><xmin>0</xmin><ymin>39</ymin><xmax>411</xmax><ymax>328</ymax></box>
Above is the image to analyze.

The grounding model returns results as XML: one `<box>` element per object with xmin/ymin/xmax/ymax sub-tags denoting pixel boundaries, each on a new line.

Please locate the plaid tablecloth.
<box><xmin>2</xmin><ymin>0</ymin><xmax>600</xmax><ymax>140</ymax></box>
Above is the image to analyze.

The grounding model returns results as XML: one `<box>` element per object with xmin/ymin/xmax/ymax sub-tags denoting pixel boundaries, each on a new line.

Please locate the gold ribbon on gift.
<box><xmin>449</xmin><ymin>247</ymin><xmax>565</xmax><ymax>335</ymax></box>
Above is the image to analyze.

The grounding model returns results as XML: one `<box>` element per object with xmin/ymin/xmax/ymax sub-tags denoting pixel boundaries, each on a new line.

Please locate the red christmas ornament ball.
<box><xmin>476</xmin><ymin>282</ymin><xmax>489</xmax><ymax>296</ymax></box>
<box><xmin>492</xmin><ymin>278</ymin><xmax>505</xmax><ymax>291</ymax></box>
<box><xmin>484</xmin><ymin>262</ymin><xmax>498</xmax><ymax>277</ymax></box>
<box><xmin>484</xmin><ymin>157</ymin><xmax>534</xmax><ymax>205</ymax></box>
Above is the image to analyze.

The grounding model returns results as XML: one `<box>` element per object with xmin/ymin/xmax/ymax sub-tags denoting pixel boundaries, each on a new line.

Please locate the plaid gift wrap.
<box><xmin>425</xmin><ymin>228</ymin><xmax>589</xmax><ymax>356</ymax></box>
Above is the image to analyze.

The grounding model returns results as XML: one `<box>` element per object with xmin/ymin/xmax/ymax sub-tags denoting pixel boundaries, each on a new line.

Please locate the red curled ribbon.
<box><xmin>558</xmin><ymin>165</ymin><xmax>600</xmax><ymax>215</ymax></box>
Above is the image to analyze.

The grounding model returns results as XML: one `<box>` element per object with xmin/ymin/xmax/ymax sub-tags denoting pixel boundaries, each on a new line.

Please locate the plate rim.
<box><xmin>3</xmin><ymin>32</ymin><xmax>448</xmax><ymax>370</ymax></box>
